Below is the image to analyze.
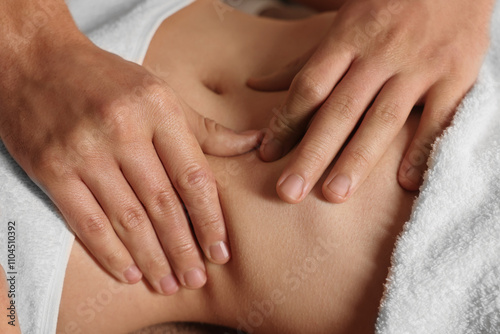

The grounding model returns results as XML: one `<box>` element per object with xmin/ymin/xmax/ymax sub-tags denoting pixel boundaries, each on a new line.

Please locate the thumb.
<box><xmin>246</xmin><ymin>48</ymin><xmax>316</xmax><ymax>92</ymax></box>
<box><xmin>182</xmin><ymin>103</ymin><xmax>264</xmax><ymax>157</ymax></box>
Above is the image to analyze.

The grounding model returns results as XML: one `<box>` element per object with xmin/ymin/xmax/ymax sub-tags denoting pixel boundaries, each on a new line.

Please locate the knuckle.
<box><xmin>75</xmin><ymin>213</ymin><xmax>108</xmax><ymax>236</ymax></box>
<box><xmin>328</xmin><ymin>94</ymin><xmax>357</xmax><ymax>122</ymax></box>
<box><xmin>30</xmin><ymin>148</ymin><xmax>71</xmax><ymax>182</ymax></box>
<box><xmin>346</xmin><ymin>145</ymin><xmax>372</xmax><ymax>170</ymax></box>
<box><xmin>195</xmin><ymin>211</ymin><xmax>224</xmax><ymax>235</ymax></box>
<box><xmin>103</xmin><ymin>248</ymin><xmax>128</xmax><ymax>269</ymax></box>
<box><xmin>164</xmin><ymin>98</ymin><xmax>184</xmax><ymax>120</ymax></box>
<box><xmin>117</xmin><ymin>206</ymin><xmax>147</xmax><ymax>233</ymax></box>
<box><xmin>96</xmin><ymin>98</ymin><xmax>127</xmax><ymax>124</ymax></box>
<box><xmin>269</xmin><ymin>103</ymin><xmax>305</xmax><ymax>137</ymax></box>
<box><xmin>294</xmin><ymin>71</ymin><xmax>328</xmax><ymax>102</ymax></box>
<box><xmin>94</xmin><ymin>104</ymin><xmax>137</xmax><ymax>143</ymax></box>
<box><xmin>372</xmin><ymin>102</ymin><xmax>401</xmax><ymax>128</ymax></box>
<box><xmin>128</xmin><ymin>74</ymin><xmax>165</xmax><ymax>104</ymax></box>
<box><xmin>269</xmin><ymin>111</ymin><xmax>297</xmax><ymax>136</ymax></box>
<box><xmin>378</xmin><ymin>28</ymin><xmax>406</xmax><ymax>56</ymax></box>
<box><xmin>412</xmin><ymin>135</ymin><xmax>434</xmax><ymax>156</ymax></box>
<box><xmin>149</xmin><ymin>189</ymin><xmax>178</xmax><ymax>215</ymax></box>
<box><xmin>149</xmin><ymin>86</ymin><xmax>184</xmax><ymax>118</ymax></box>
<box><xmin>176</xmin><ymin>164</ymin><xmax>214</xmax><ymax>194</ymax></box>
<box><xmin>141</xmin><ymin>77</ymin><xmax>165</xmax><ymax>99</ymax></box>
<box><xmin>298</xmin><ymin>139</ymin><xmax>329</xmax><ymax>173</ymax></box>
<box><xmin>144</xmin><ymin>252</ymin><xmax>168</xmax><ymax>274</ymax></box>
<box><xmin>168</xmin><ymin>241</ymin><xmax>198</xmax><ymax>259</ymax></box>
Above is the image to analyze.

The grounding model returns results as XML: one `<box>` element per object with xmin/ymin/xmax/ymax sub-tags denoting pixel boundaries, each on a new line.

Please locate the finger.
<box><xmin>275</xmin><ymin>64</ymin><xmax>389</xmax><ymax>203</ymax></box>
<box><xmin>120</xmin><ymin>142</ymin><xmax>208</xmax><ymax>290</ymax></box>
<box><xmin>183</xmin><ymin>104</ymin><xmax>263</xmax><ymax>156</ymax></box>
<box><xmin>82</xmin><ymin>162</ymin><xmax>181</xmax><ymax>295</ymax></box>
<box><xmin>398</xmin><ymin>81</ymin><xmax>463</xmax><ymax>190</ymax></box>
<box><xmin>259</xmin><ymin>46</ymin><xmax>353</xmax><ymax>162</ymax></box>
<box><xmin>246</xmin><ymin>48</ymin><xmax>316</xmax><ymax>92</ymax></box>
<box><xmin>323</xmin><ymin>75</ymin><xmax>425</xmax><ymax>202</ymax></box>
<box><xmin>51</xmin><ymin>179</ymin><xmax>140</xmax><ymax>284</ymax></box>
<box><xmin>153</xmin><ymin>103</ymin><xmax>230</xmax><ymax>278</ymax></box>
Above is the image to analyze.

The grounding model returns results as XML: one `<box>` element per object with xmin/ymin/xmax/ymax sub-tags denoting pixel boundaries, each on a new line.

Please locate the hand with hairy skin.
<box><xmin>0</xmin><ymin>0</ymin><xmax>261</xmax><ymax>296</ymax></box>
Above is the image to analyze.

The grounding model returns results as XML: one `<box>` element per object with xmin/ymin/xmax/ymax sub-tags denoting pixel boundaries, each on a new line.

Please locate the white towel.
<box><xmin>0</xmin><ymin>1</ymin><xmax>191</xmax><ymax>333</ymax></box>
<box><xmin>67</xmin><ymin>0</ymin><xmax>193</xmax><ymax>63</ymax></box>
<box><xmin>376</xmin><ymin>1</ymin><xmax>500</xmax><ymax>333</ymax></box>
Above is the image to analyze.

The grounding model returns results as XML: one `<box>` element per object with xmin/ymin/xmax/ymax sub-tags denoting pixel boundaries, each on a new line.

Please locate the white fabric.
<box><xmin>0</xmin><ymin>152</ymin><xmax>74</xmax><ymax>334</ymax></box>
<box><xmin>66</xmin><ymin>0</ymin><xmax>193</xmax><ymax>63</ymax></box>
<box><xmin>0</xmin><ymin>1</ymin><xmax>191</xmax><ymax>333</ymax></box>
<box><xmin>376</xmin><ymin>2</ymin><xmax>500</xmax><ymax>333</ymax></box>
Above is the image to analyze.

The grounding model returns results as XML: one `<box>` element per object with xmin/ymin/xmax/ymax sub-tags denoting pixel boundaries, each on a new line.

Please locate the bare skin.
<box><xmin>250</xmin><ymin>0</ymin><xmax>493</xmax><ymax>204</ymax></box>
<box><xmin>57</xmin><ymin>2</ymin><xmax>419</xmax><ymax>333</ymax></box>
<box><xmin>0</xmin><ymin>0</ymin><xmax>262</xmax><ymax>294</ymax></box>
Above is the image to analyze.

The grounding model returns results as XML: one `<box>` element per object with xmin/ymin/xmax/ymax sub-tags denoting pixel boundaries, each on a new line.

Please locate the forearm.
<box><xmin>0</xmin><ymin>0</ymin><xmax>86</xmax><ymax>93</ymax></box>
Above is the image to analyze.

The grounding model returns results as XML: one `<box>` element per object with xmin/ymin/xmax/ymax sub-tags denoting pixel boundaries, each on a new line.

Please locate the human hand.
<box><xmin>248</xmin><ymin>0</ymin><xmax>493</xmax><ymax>203</ymax></box>
<box><xmin>0</xmin><ymin>38</ymin><xmax>261</xmax><ymax>295</ymax></box>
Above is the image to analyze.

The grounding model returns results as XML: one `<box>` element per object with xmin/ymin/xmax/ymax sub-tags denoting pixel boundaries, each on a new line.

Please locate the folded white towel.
<box><xmin>376</xmin><ymin>2</ymin><xmax>500</xmax><ymax>333</ymax></box>
<box><xmin>0</xmin><ymin>145</ymin><xmax>74</xmax><ymax>334</ymax></box>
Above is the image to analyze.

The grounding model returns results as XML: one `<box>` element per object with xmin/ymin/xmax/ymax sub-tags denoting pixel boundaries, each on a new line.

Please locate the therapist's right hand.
<box><xmin>0</xmin><ymin>19</ymin><xmax>261</xmax><ymax>296</ymax></box>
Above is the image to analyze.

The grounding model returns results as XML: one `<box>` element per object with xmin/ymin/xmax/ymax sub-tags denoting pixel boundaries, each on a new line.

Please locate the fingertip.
<box><xmin>398</xmin><ymin>162</ymin><xmax>422</xmax><ymax>191</ymax></box>
<box><xmin>160</xmin><ymin>274</ymin><xmax>179</xmax><ymax>296</ymax></box>
<box><xmin>323</xmin><ymin>174</ymin><xmax>351</xmax><ymax>203</ymax></box>
<box><xmin>202</xmin><ymin>127</ymin><xmax>262</xmax><ymax>156</ymax></box>
<box><xmin>259</xmin><ymin>137</ymin><xmax>284</xmax><ymax>162</ymax></box>
<box><xmin>276</xmin><ymin>174</ymin><xmax>305</xmax><ymax>204</ymax></box>
<box><xmin>208</xmin><ymin>241</ymin><xmax>231</xmax><ymax>265</ymax></box>
<box><xmin>229</xmin><ymin>130</ymin><xmax>262</xmax><ymax>155</ymax></box>
<box><xmin>241</xmin><ymin>129</ymin><xmax>266</xmax><ymax>149</ymax></box>
<box><xmin>322</xmin><ymin>187</ymin><xmax>349</xmax><ymax>204</ymax></box>
<box><xmin>182</xmin><ymin>268</ymin><xmax>207</xmax><ymax>289</ymax></box>
<box><xmin>123</xmin><ymin>264</ymin><xmax>143</xmax><ymax>284</ymax></box>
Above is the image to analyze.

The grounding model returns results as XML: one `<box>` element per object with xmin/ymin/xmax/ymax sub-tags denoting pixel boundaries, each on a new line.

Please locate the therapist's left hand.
<box><xmin>248</xmin><ymin>0</ymin><xmax>493</xmax><ymax>203</ymax></box>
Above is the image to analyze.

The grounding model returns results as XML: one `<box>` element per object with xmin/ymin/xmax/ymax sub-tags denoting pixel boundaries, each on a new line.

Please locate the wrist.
<box><xmin>0</xmin><ymin>0</ymin><xmax>89</xmax><ymax>94</ymax></box>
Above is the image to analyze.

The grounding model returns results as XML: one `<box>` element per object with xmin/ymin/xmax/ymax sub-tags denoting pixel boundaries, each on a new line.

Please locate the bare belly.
<box><xmin>58</xmin><ymin>1</ymin><xmax>419</xmax><ymax>333</ymax></box>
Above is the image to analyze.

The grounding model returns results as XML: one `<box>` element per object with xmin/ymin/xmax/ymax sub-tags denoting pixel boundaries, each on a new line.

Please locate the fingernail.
<box><xmin>327</xmin><ymin>174</ymin><xmax>351</xmax><ymax>198</ymax></box>
<box><xmin>404</xmin><ymin>165</ymin><xmax>422</xmax><ymax>185</ymax></box>
<box><xmin>123</xmin><ymin>265</ymin><xmax>142</xmax><ymax>283</ymax></box>
<box><xmin>209</xmin><ymin>241</ymin><xmax>230</xmax><ymax>263</ymax></box>
<box><xmin>183</xmin><ymin>268</ymin><xmax>207</xmax><ymax>289</ymax></box>
<box><xmin>262</xmin><ymin>138</ymin><xmax>284</xmax><ymax>161</ymax></box>
<box><xmin>279</xmin><ymin>174</ymin><xmax>304</xmax><ymax>202</ymax></box>
<box><xmin>160</xmin><ymin>274</ymin><xmax>179</xmax><ymax>295</ymax></box>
